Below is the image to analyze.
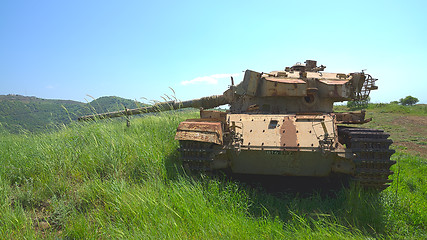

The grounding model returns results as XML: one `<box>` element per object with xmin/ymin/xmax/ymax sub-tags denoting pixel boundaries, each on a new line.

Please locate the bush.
<box><xmin>399</xmin><ymin>96</ymin><xmax>419</xmax><ymax>106</ymax></box>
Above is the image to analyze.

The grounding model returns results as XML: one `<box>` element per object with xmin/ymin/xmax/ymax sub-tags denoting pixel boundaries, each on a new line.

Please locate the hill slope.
<box><xmin>0</xmin><ymin>95</ymin><xmax>141</xmax><ymax>133</ymax></box>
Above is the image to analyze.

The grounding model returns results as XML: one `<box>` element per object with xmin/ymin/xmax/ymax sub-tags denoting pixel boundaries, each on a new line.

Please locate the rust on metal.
<box><xmin>280</xmin><ymin>116</ymin><xmax>298</xmax><ymax>150</ymax></box>
<box><xmin>336</xmin><ymin>73</ymin><xmax>348</xmax><ymax>79</ymax></box>
<box><xmin>263</xmin><ymin>78</ymin><xmax>307</xmax><ymax>97</ymax></box>
<box><xmin>265</xmin><ymin>77</ymin><xmax>306</xmax><ymax>84</ymax></box>
<box><xmin>295</xmin><ymin>115</ymin><xmax>324</xmax><ymax>120</ymax></box>
<box><xmin>319</xmin><ymin>79</ymin><xmax>347</xmax><ymax>85</ymax></box>
<box><xmin>200</xmin><ymin>110</ymin><xmax>227</xmax><ymax>123</ymax></box>
<box><xmin>335</xmin><ymin>111</ymin><xmax>372</xmax><ymax>124</ymax></box>
<box><xmin>177</xmin><ymin>121</ymin><xmax>222</xmax><ymax>132</ymax></box>
<box><xmin>175</xmin><ymin>121</ymin><xmax>223</xmax><ymax>145</ymax></box>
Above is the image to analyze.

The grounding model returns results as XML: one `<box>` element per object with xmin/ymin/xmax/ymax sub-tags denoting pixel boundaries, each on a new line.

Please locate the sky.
<box><xmin>1</xmin><ymin>0</ymin><xmax>426</xmax><ymax>104</ymax></box>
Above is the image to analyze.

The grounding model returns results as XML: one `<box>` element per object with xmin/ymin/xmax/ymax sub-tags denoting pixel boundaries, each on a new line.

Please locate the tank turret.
<box><xmin>227</xmin><ymin>60</ymin><xmax>377</xmax><ymax>114</ymax></box>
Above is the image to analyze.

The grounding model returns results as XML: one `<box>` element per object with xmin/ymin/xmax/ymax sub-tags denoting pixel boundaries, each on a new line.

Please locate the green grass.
<box><xmin>367</xmin><ymin>103</ymin><xmax>427</xmax><ymax>115</ymax></box>
<box><xmin>334</xmin><ymin>103</ymin><xmax>427</xmax><ymax>116</ymax></box>
<box><xmin>0</xmin><ymin>110</ymin><xmax>426</xmax><ymax>239</ymax></box>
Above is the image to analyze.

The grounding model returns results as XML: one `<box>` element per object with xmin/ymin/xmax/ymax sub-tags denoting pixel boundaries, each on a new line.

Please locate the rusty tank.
<box><xmin>79</xmin><ymin>60</ymin><xmax>396</xmax><ymax>190</ymax></box>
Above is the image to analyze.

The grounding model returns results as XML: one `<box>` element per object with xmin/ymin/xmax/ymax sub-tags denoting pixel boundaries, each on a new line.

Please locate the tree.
<box><xmin>399</xmin><ymin>96</ymin><xmax>419</xmax><ymax>106</ymax></box>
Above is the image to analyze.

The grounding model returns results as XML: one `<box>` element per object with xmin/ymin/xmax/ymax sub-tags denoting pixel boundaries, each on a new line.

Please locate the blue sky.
<box><xmin>1</xmin><ymin>0</ymin><xmax>426</xmax><ymax>104</ymax></box>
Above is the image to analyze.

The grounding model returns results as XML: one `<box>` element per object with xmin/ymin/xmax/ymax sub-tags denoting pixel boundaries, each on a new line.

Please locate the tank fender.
<box><xmin>175</xmin><ymin>120</ymin><xmax>223</xmax><ymax>145</ymax></box>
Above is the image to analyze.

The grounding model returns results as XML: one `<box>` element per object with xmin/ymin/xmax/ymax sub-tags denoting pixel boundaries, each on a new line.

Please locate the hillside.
<box><xmin>0</xmin><ymin>95</ymin><xmax>141</xmax><ymax>133</ymax></box>
<box><xmin>82</xmin><ymin>96</ymin><xmax>143</xmax><ymax>114</ymax></box>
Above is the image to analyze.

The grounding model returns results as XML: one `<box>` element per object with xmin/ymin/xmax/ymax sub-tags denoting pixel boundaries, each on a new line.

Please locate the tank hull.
<box><xmin>176</xmin><ymin>111</ymin><xmax>395</xmax><ymax>190</ymax></box>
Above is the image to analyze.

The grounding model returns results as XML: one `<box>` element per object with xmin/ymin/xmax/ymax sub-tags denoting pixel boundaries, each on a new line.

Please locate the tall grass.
<box><xmin>0</xmin><ymin>110</ymin><xmax>425</xmax><ymax>239</ymax></box>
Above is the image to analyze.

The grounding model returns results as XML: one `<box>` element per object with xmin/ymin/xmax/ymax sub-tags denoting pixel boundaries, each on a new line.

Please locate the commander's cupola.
<box><xmin>285</xmin><ymin>60</ymin><xmax>326</xmax><ymax>72</ymax></box>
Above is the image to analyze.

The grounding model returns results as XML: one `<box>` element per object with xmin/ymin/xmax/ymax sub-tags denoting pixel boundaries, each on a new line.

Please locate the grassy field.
<box><xmin>0</xmin><ymin>106</ymin><xmax>426</xmax><ymax>239</ymax></box>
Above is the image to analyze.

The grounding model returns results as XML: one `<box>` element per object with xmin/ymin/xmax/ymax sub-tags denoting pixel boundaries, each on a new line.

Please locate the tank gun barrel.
<box><xmin>78</xmin><ymin>94</ymin><xmax>229</xmax><ymax>121</ymax></box>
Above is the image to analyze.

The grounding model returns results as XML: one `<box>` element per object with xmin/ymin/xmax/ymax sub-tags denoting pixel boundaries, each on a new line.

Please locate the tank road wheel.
<box><xmin>338</xmin><ymin>126</ymin><xmax>396</xmax><ymax>190</ymax></box>
<box><xmin>178</xmin><ymin>140</ymin><xmax>221</xmax><ymax>173</ymax></box>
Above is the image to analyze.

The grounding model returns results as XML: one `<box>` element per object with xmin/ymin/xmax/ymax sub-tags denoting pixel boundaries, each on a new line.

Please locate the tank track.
<box><xmin>338</xmin><ymin>126</ymin><xmax>396</xmax><ymax>190</ymax></box>
<box><xmin>178</xmin><ymin>141</ymin><xmax>225</xmax><ymax>172</ymax></box>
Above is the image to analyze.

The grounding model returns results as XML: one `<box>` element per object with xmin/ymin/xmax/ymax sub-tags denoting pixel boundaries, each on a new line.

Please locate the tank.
<box><xmin>79</xmin><ymin>60</ymin><xmax>395</xmax><ymax>190</ymax></box>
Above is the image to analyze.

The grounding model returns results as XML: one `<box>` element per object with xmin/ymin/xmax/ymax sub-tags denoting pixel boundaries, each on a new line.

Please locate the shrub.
<box><xmin>399</xmin><ymin>96</ymin><xmax>419</xmax><ymax>106</ymax></box>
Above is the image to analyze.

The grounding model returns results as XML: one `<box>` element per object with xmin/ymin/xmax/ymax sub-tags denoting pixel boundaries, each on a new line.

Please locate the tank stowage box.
<box><xmin>79</xmin><ymin>60</ymin><xmax>395</xmax><ymax>190</ymax></box>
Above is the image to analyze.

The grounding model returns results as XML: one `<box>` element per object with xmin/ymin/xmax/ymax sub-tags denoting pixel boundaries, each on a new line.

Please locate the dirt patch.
<box><xmin>390</xmin><ymin>115</ymin><xmax>427</xmax><ymax>158</ymax></box>
<box><xmin>391</xmin><ymin>115</ymin><xmax>427</xmax><ymax>126</ymax></box>
<box><xmin>394</xmin><ymin>141</ymin><xmax>427</xmax><ymax>158</ymax></box>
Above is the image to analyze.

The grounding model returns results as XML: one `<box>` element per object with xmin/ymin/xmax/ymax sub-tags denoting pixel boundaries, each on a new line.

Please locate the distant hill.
<box><xmin>0</xmin><ymin>94</ymin><xmax>143</xmax><ymax>133</ymax></box>
<box><xmin>85</xmin><ymin>96</ymin><xmax>142</xmax><ymax>114</ymax></box>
